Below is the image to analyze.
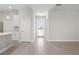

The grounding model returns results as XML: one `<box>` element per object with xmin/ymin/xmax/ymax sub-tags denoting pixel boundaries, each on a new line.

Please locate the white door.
<box><xmin>20</xmin><ymin>19</ymin><xmax>32</xmax><ymax>42</ymax></box>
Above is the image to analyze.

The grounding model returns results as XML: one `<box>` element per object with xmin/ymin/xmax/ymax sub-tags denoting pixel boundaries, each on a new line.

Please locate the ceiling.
<box><xmin>0</xmin><ymin>4</ymin><xmax>55</xmax><ymax>14</ymax></box>
<box><xmin>28</xmin><ymin>4</ymin><xmax>55</xmax><ymax>13</ymax></box>
<box><xmin>0</xmin><ymin>4</ymin><xmax>79</xmax><ymax>15</ymax></box>
<box><xmin>0</xmin><ymin>4</ymin><xmax>27</xmax><ymax>10</ymax></box>
<box><xmin>52</xmin><ymin>4</ymin><xmax>79</xmax><ymax>11</ymax></box>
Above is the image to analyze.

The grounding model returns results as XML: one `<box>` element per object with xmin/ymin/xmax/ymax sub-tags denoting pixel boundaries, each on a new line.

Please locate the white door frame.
<box><xmin>33</xmin><ymin>16</ymin><xmax>47</xmax><ymax>40</ymax></box>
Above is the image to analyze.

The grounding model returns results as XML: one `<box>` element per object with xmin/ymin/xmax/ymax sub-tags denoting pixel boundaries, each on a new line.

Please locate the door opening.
<box><xmin>35</xmin><ymin>16</ymin><xmax>46</xmax><ymax>38</ymax></box>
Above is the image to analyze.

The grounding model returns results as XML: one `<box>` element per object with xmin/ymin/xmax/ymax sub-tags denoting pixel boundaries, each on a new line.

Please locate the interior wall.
<box><xmin>48</xmin><ymin>5</ymin><xmax>79</xmax><ymax>41</ymax></box>
<box><xmin>0</xmin><ymin>18</ymin><xmax>3</xmax><ymax>32</ymax></box>
<box><xmin>19</xmin><ymin>7</ymin><xmax>33</xmax><ymax>42</ymax></box>
<box><xmin>77</xmin><ymin>12</ymin><xmax>79</xmax><ymax>40</ymax></box>
<box><xmin>0</xmin><ymin>18</ymin><xmax>3</xmax><ymax>22</ymax></box>
<box><xmin>3</xmin><ymin>15</ymin><xmax>14</xmax><ymax>32</ymax></box>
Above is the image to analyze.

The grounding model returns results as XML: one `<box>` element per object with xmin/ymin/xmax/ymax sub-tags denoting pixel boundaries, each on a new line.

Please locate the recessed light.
<box><xmin>6</xmin><ymin>16</ymin><xmax>10</xmax><ymax>19</ymax></box>
<box><xmin>36</xmin><ymin>13</ymin><xmax>45</xmax><ymax>16</ymax></box>
<box><xmin>9</xmin><ymin>6</ymin><xmax>12</xmax><ymax>9</ymax></box>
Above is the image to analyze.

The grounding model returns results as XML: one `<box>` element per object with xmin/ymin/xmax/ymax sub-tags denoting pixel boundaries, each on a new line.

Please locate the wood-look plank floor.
<box><xmin>4</xmin><ymin>38</ymin><xmax>79</xmax><ymax>55</ymax></box>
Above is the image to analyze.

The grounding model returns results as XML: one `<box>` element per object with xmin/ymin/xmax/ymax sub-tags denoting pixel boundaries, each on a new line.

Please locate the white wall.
<box><xmin>3</xmin><ymin>16</ymin><xmax>14</xmax><ymax>32</ymax></box>
<box><xmin>18</xmin><ymin>7</ymin><xmax>33</xmax><ymax>42</ymax></box>
<box><xmin>0</xmin><ymin>18</ymin><xmax>3</xmax><ymax>22</ymax></box>
<box><xmin>48</xmin><ymin>5</ymin><xmax>79</xmax><ymax>41</ymax></box>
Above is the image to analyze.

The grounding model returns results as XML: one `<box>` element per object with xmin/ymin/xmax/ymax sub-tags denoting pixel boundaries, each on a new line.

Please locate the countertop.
<box><xmin>0</xmin><ymin>32</ymin><xmax>12</xmax><ymax>36</ymax></box>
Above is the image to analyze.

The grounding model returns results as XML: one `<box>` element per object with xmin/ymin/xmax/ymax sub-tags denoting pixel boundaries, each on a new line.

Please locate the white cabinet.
<box><xmin>0</xmin><ymin>33</ymin><xmax>13</xmax><ymax>54</ymax></box>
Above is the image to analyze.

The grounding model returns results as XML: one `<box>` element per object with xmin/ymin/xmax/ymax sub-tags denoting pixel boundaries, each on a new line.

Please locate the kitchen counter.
<box><xmin>0</xmin><ymin>32</ymin><xmax>12</xmax><ymax>36</ymax></box>
<box><xmin>0</xmin><ymin>32</ymin><xmax>14</xmax><ymax>54</ymax></box>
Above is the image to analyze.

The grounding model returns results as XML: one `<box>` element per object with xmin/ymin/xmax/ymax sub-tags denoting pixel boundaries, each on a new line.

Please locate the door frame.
<box><xmin>33</xmin><ymin>16</ymin><xmax>47</xmax><ymax>40</ymax></box>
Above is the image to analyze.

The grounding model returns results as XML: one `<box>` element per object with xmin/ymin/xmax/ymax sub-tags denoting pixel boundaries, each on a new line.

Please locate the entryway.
<box><xmin>34</xmin><ymin>16</ymin><xmax>46</xmax><ymax>51</ymax></box>
<box><xmin>35</xmin><ymin>16</ymin><xmax>46</xmax><ymax>38</ymax></box>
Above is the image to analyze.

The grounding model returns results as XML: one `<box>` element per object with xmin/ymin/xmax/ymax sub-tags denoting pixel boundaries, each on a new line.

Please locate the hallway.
<box><xmin>6</xmin><ymin>38</ymin><xmax>79</xmax><ymax>55</ymax></box>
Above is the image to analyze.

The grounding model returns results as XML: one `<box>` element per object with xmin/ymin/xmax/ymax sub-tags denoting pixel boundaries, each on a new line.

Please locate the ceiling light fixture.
<box><xmin>9</xmin><ymin>6</ymin><xmax>12</xmax><ymax>9</ymax></box>
<box><xmin>36</xmin><ymin>13</ymin><xmax>45</xmax><ymax>16</ymax></box>
<box><xmin>6</xmin><ymin>16</ymin><xmax>10</xmax><ymax>19</ymax></box>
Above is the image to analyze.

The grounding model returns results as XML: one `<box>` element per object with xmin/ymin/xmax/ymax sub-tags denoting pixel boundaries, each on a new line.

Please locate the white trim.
<box><xmin>31</xmin><ymin>39</ymin><xmax>35</xmax><ymax>42</ymax></box>
<box><xmin>20</xmin><ymin>40</ymin><xmax>33</xmax><ymax>43</ymax></box>
<box><xmin>48</xmin><ymin>40</ymin><xmax>79</xmax><ymax>42</ymax></box>
<box><xmin>0</xmin><ymin>43</ymin><xmax>14</xmax><ymax>54</ymax></box>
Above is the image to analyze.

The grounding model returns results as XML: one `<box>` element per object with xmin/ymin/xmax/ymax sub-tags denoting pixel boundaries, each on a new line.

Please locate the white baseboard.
<box><xmin>19</xmin><ymin>38</ymin><xmax>35</xmax><ymax>43</ymax></box>
<box><xmin>47</xmin><ymin>40</ymin><xmax>79</xmax><ymax>42</ymax></box>
<box><xmin>20</xmin><ymin>40</ymin><xmax>33</xmax><ymax>43</ymax></box>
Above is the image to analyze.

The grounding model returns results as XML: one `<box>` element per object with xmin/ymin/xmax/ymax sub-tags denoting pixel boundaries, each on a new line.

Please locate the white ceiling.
<box><xmin>28</xmin><ymin>4</ymin><xmax>55</xmax><ymax>13</ymax></box>
<box><xmin>0</xmin><ymin>4</ymin><xmax>79</xmax><ymax>15</ymax></box>
<box><xmin>0</xmin><ymin>4</ymin><xmax>55</xmax><ymax>14</ymax></box>
<box><xmin>52</xmin><ymin>4</ymin><xmax>79</xmax><ymax>11</ymax></box>
<box><xmin>0</xmin><ymin>4</ymin><xmax>27</xmax><ymax>10</ymax></box>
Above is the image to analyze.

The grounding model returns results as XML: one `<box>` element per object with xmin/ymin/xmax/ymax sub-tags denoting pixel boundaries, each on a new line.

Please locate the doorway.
<box><xmin>35</xmin><ymin>16</ymin><xmax>46</xmax><ymax>38</ymax></box>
